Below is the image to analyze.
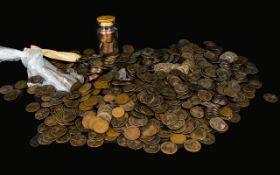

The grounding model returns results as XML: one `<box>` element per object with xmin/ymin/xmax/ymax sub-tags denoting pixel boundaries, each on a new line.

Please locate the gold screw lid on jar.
<box><xmin>97</xmin><ymin>15</ymin><xmax>115</xmax><ymax>23</ymax></box>
<box><xmin>97</xmin><ymin>15</ymin><xmax>115</xmax><ymax>24</ymax></box>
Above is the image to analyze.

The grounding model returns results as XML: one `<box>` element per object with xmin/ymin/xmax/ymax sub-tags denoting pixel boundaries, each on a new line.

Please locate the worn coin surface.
<box><xmin>3</xmin><ymin>89</ymin><xmax>21</xmax><ymax>101</ymax></box>
<box><xmin>0</xmin><ymin>85</ymin><xmax>13</xmax><ymax>94</ymax></box>
<box><xmin>184</xmin><ymin>139</ymin><xmax>201</xmax><ymax>152</ymax></box>
<box><xmin>263</xmin><ymin>93</ymin><xmax>278</xmax><ymax>103</ymax></box>
<box><xmin>209</xmin><ymin>117</ymin><xmax>229</xmax><ymax>132</ymax></box>
<box><xmin>123</xmin><ymin>126</ymin><xmax>141</xmax><ymax>140</ymax></box>
<box><xmin>115</xmin><ymin>93</ymin><xmax>130</xmax><ymax>105</ymax></box>
<box><xmin>160</xmin><ymin>141</ymin><xmax>178</xmax><ymax>155</ymax></box>
<box><xmin>14</xmin><ymin>80</ymin><xmax>28</xmax><ymax>89</ymax></box>
<box><xmin>26</xmin><ymin>102</ymin><xmax>41</xmax><ymax>112</ymax></box>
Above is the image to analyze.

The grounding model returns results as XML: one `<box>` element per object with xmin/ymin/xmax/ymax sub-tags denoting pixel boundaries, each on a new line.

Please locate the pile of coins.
<box><xmin>0</xmin><ymin>39</ymin><xmax>278</xmax><ymax>154</ymax></box>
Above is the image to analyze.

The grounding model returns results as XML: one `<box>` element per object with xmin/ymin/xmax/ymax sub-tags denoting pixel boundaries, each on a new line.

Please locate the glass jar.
<box><xmin>96</xmin><ymin>15</ymin><xmax>118</xmax><ymax>55</ymax></box>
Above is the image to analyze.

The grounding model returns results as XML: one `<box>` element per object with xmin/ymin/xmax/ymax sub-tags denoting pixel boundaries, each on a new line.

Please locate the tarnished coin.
<box><xmin>209</xmin><ymin>117</ymin><xmax>229</xmax><ymax>132</ymax></box>
<box><xmin>183</xmin><ymin>120</ymin><xmax>195</xmax><ymax>134</ymax></box>
<box><xmin>50</xmin><ymin>125</ymin><xmax>67</xmax><ymax>138</ymax></box>
<box><xmin>229</xmin><ymin>112</ymin><xmax>241</xmax><ymax>123</ymax></box>
<box><xmin>0</xmin><ymin>85</ymin><xmax>13</xmax><ymax>94</ymax></box>
<box><xmin>161</xmin><ymin>112</ymin><xmax>179</xmax><ymax>126</ymax></box>
<box><xmin>248</xmin><ymin>79</ymin><xmax>262</xmax><ymax>89</ymax></box>
<box><xmin>83</xmin><ymin>96</ymin><xmax>98</xmax><ymax>106</ymax></box>
<box><xmin>87</xmin><ymin>139</ymin><xmax>104</xmax><ymax>148</ymax></box>
<box><xmin>37</xmin><ymin>123</ymin><xmax>50</xmax><ymax>133</ymax></box>
<box><xmin>263</xmin><ymin>93</ymin><xmax>278</xmax><ymax>103</ymax></box>
<box><xmin>116</xmin><ymin>135</ymin><xmax>128</xmax><ymax>147</ymax></box>
<box><xmin>70</xmin><ymin>133</ymin><xmax>87</xmax><ymax>147</ymax></box>
<box><xmin>198</xmin><ymin>78</ymin><xmax>214</xmax><ymax>89</ymax></box>
<box><xmin>87</xmin><ymin>131</ymin><xmax>105</xmax><ymax>141</ymax></box>
<box><xmin>190</xmin><ymin>127</ymin><xmax>207</xmax><ymax>140</ymax></box>
<box><xmin>141</xmin><ymin>119</ymin><xmax>160</xmax><ymax>137</ymax></box>
<box><xmin>103</xmin><ymin>94</ymin><xmax>115</xmax><ymax>103</ymax></box>
<box><xmin>41</xmin><ymin>85</ymin><xmax>56</xmax><ymax>95</ymax></box>
<box><xmin>28</xmin><ymin>75</ymin><xmax>44</xmax><ymax>84</ymax></box>
<box><xmin>29</xmin><ymin>134</ymin><xmax>40</xmax><ymax>147</ymax></box>
<box><xmin>128</xmin><ymin>116</ymin><xmax>148</xmax><ymax>127</ymax></box>
<box><xmin>68</xmin><ymin>91</ymin><xmax>80</xmax><ymax>100</ymax></box>
<box><xmin>115</xmin><ymin>93</ymin><xmax>130</xmax><ymax>105</ymax></box>
<box><xmin>111</xmin><ymin>117</ymin><xmax>127</xmax><ymax>128</ymax></box>
<box><xmin>14</xmin><ymin>80</ymin><xmax>27</xmax><ymax>89</ymax></box>
<box><xmin>3</xmin><ymin>89</ymin><xmax>21</xmax><ymax>101</ymax></box>
<box><xmin>200</xmin><ymin>133</ymin><xmax>216</xmax><ymax>145</ymax></box>
<box><xmin>140</xmin><ymin>135</ymin><xmax>160</xmax><ymax>145</ymax></box>
<box><xmin>26</xmin><ymin>102</ymin><xmax>41</xmax><ymax>112</ymax></box>
<box><xmin>94</xmin><ymin>80</ymin><xmax>110</xmax><ymax>89</ymax></box>
<box><xmin>218</xmin><ymin>105</ymin><xmax>233</xmax><ymax>120</ymax></box>
<box><xmin>70</xmin><ymin>81</ymin><xmax>82</xmax><ymax>92</ymax></box>
<box><xmin>41</xmin><ymin>95</ymin><xmax>51</xmax><ymax>102</ymax></box>
<box><xmin>62</xmin><ymin>109</ymin><xmax>77</xmax><ymax>122</ymax></box>
<box><xmin>182</xmin><ymin>100</ymin><xmax>193</xmax><ymax>109</ymax></box>
<box><xmin>79</xmin><ymin>94</ymin><xmax>91</xmax><ymax>102</ymax></box>
<box><xmin>64</xmin><ymin>99</ymin><xmax>79</xmax><ymax>108</ymax></box>
<box><xmin>197</xmin><ymin>90</ymin><xmax>213</xmax><ymax>102</ymax></box>
<box><xmin>26</xmin><ymin>85</ymin><xmax>38</xmax><ymax>95</ymax></box>
<box><xmin>160</xmin><ymin>141</ymin><xmax>178</xmax><ymax>155</ymax></box>
<box><xmin>184</xmin><ymin>139</ymin><xmax>201</xmax><ymax>152</ymax></box>
<box><xmin>79</xmin><ymin>83</ymin><xmax>92</xmax><ymax>93</ymax></box>
<box><xmin>122</xmin><ymin>44</ymin><xmax>135</xmax><ymax>54</ymax></box>
<box><xmin>68</xmin><ymin>125</ymin><xmax>82</xmax><ymax>135</ymax></box>
<box><xmin>44</xmin><ymin>115</ymin><xmax>58</xmax><ymax>126</ymax></box>
<box><xmin>143</xmin><ymin>144</ymin><xmax>161</xmax><ymax>154</ymax></box>
<box><xmin>123</xmin><ymin>126</ymin><xmax>141</xmax><ymax>140</ymax></box>
<box><xmin>167</xmin><ymin>119</ymin><xmax>185</xmax><ymax>130</ymax></box>
<box><xmin>56</xmin><ymin>133</ymin><xmax>71</xmax><ymax>144</ymax></box>
<box><xmin>219</xmin><ymin>51</ymin><xmax>238</xmax><ymax>63</ymax></box>
<box><xmin>127</xmin><ymin>140</ymin><xmax>143</xmax><ymax>150</ymax></box>
<box><xmin>120</xmin><ymin>100</ymin><xmax>135</xmax><ymax>111</ymax></box>
<box><xmin>35</xmin><ymin>108</ymin><xmax>50</xmax><ymax>120</ymax></box>
<box><xmin>123</xmin><ymin>84</ymin><xmax>137</xmax><ymax>93</ymax></box>
<box><xmin>79</xmin><ymin>102</ymin><xmax>93</xmax><ymax>111</ymax></box>
<box><xmin>41</xmin><ymin>101</ymin><xmax>53</xmax><ymax>108</ymax></box>
<box><xmin>75</xmin><ymin>118</ymin><xmax>88</xmax><ymax>132</ymax></box>
<box><xmin>190</xmin><ymin>106</ymin><xmax>204</xmax><ymax>118</ymax></box>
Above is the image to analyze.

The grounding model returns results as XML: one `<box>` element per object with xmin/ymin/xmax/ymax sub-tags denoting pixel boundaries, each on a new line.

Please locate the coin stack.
<box><xmin>0</xmin><ymin>39</ymin><xmax>278</xmax><ymax>154</ymax></box>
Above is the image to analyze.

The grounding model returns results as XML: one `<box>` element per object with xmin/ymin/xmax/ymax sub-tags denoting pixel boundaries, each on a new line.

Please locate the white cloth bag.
<box><xmin>0</xmin><ymin>46</ymin><xmax>84</xmax><ymax>92</ymax></box>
